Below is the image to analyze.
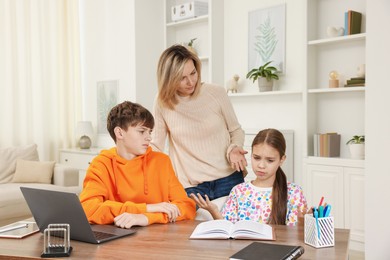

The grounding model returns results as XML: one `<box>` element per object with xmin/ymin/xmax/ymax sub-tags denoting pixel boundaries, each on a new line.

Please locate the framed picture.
<box><xmin>248</xmin><ymin>4</ymin><xmax>286</xmax><ymax>73</ymax></box>
<box><xmin>97</xmin><ymin>80</ymin><xmax>118</xmax><ymax>135</ymax></box>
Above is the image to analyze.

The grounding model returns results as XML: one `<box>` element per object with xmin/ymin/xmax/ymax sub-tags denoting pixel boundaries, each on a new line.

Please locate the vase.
<box><xmin>348</xmin><ymin>143</ymin><xmax>365</xmax><ymax>159</ymax></box>
<box><xmin>79</xmin><ymin>135</ymin><xmax>92</xmax><ymax>149</ymax></box>
<box><xmin>257</xmin><ymin>78</ymin><xmax>273</xmax><ymax>92</ymax></box>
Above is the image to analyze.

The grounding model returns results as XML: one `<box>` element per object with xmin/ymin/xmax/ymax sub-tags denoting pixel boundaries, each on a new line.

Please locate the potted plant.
<box><xmin>186</xmin><ymin>38</ymin><xmax>197</xmax><ymax>54</ymax></box>
<box><xmin>346</xmin><ymin>135</ymin><xmax>365</xmax><ymax>159</ymax></box>
<box><xmin>246</xmin><ymin>61</ymin><xmax>279</xmax><ymax>92</ymax></box>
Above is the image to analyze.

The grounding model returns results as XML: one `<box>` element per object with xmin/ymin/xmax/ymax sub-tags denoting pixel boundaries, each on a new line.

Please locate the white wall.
<box><xmin>79</xmin><ymin>0</ymin><xmax>163</xmax><ymax>148</ymax></box>
<box><xmin>365</xmin><ymin>0</ymin><xmax>390</xmax><ymax>258</ymax></box>
<box><xmin>224</xmin><ymin>0</ymin><xmax>305</xmax><ymax>185</ymax></box>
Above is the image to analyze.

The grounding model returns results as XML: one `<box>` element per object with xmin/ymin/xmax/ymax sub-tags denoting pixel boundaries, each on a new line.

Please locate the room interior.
<box><xmin>1</xmin><ymin>0</ymin><xmax>389</xmax><ymax>259</ymax></box>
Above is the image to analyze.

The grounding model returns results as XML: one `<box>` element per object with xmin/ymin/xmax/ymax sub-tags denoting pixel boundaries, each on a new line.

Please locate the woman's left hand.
<box><xmin>229</xmin><ymin>146</ymin><xmax>248</xmax><ymax>172</ymax></box>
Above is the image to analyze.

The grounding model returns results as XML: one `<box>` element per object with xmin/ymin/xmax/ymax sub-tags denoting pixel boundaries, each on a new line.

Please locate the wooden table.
<box><xmin>0</xmin><ymin>220</ymin><xmax>349</xmax><ymax>259</ymax></box>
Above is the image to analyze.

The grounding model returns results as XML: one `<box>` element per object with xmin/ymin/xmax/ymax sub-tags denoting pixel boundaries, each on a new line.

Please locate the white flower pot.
<box><xmin>348</xmin><ymin>143</ymin><xmax>365</xmax><ymax>160</ymax></box>
<box><xmin>257</xmin><ymin>78</ymin><xmax>273</xmax><ymax>92</ymax></box>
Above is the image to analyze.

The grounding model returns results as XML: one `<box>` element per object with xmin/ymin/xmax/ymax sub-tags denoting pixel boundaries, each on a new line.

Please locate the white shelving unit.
<box><xmin>303</xmin><ymin>0</ymin><xmax>366</xmax><ymax>251</ymax></box>
<box><xmin>164</xmin><ymin>0</ymin><xmax>224</xmax><ymax>86</ymax></box>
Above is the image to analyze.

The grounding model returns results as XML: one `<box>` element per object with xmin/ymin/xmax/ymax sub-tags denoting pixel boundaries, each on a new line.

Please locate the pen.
<box><xmin>0</xmin><ymin>223</ymin><xmax>28</xmax><ymax>234</ymax></box>
<box><xmin>319</xmin><ymin>205</ymin><xmax>324</xmax><ymax>218</ymax></box>
<box><xmin>324</xmin><ymin>205</ymin><xmax>332</xmax><ymax>217</ymax></box>
<box><xmin>313</xmin><ymin>207</ymin><xmax>320</xmax><ymax>240</ymax></box>
<box><xmin>318</xmin><ymin>196</ymin><xmax>324</xmax><ymax>207</ymax></box>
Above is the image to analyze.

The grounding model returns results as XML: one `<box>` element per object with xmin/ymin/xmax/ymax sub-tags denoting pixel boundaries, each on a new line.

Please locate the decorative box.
<box><xmin>171</xmin><ymin>1</ymin><xmax>208</xmax><ymax>22</ymax></box>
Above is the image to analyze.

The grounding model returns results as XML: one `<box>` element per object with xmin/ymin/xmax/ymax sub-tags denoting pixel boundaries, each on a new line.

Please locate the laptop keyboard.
<box><xmin>93</xmin><ymin>231</ymin><xmax>116</xmax><ymax>240</ymax></box>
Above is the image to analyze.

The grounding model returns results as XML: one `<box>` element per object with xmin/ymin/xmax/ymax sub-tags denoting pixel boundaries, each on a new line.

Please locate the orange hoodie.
<box><xmin>79</xmin><ymin>147</ymin><xmax>196</xmax><ymax>225</ymax></box>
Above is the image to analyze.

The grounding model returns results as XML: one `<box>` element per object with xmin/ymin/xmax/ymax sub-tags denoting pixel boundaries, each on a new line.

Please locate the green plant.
<box><xmin>188</xmin><ymin>38</ymin><xmax>197</xmax><ymax>47</ymax></box>
<box><xmin>346</xmin><ymin>135</ymin><xmax>365</xmax><ymax>145</ymax></box>
<box><xmin>246</xmin><ymin>61</ymin><xmax>279</xmax><ymax>83</ymax></box>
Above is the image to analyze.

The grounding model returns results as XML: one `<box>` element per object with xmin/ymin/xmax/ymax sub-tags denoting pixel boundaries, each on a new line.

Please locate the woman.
<box><xmin>151</xmin><ymin>44</ymin><xmax>247</xmax><ymax>201</ymax></box>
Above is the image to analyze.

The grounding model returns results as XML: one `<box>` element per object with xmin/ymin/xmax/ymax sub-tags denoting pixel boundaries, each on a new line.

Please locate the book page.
<box><xmin>231</xmin><ymin>220</ymin><xmax>274</xmax><ymax>240</ymax></box>
<box><xmin>190</xmin><ymin>220</ymin><xmax>233</xmax><ymax>239</ymax></box>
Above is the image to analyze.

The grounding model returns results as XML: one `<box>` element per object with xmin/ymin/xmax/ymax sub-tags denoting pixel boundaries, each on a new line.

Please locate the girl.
<box><xmin>191</xmin><ymin>128</ymin><xmax>307</xmax><ymax>226</ymax></box>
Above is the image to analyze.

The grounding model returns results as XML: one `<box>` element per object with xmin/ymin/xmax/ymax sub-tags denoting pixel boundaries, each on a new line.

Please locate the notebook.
<box><xmin>20</xmin><ymin>187</ymin><xmax>136</xmax><ymax>244</ymax></box>
<box><xmin>230</xmin><ymin>242</ymin><xmax>304</xmax><ymax>260</ymax></box>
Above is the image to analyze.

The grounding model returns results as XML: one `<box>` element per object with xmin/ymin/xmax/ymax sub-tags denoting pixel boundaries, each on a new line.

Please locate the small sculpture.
<box><xmin>329</xmin><ymin>70</ymin><xmax>339</xmax><ymax>88</ymax></box>
<box><xmin>226</xmin><ymin>74</ymin><xmax>240</xmax><ymax>93</ymax></box>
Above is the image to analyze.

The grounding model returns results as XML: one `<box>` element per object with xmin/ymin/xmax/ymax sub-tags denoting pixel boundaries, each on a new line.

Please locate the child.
<box><xmin>191</xmin><ymin>128</ymin><xmax>307</xmax><ymax>226</ymax></box>
<box><xmin>80</xmin><ymin>101</ymin><xmax>196</xmax><ymax>229</ymax></box>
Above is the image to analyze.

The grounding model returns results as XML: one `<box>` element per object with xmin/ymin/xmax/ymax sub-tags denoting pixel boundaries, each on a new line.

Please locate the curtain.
<box><xmin>0</xmin><ymin>0</ymin><xmax>82</xmax><ymax>160</ymax></box>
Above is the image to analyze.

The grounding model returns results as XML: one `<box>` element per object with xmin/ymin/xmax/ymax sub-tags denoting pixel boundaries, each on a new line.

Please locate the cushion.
<box><xmin>0</xmin><ymin>144</ymin><xmax>39</xmax><ymax>184</ymax></box>
<box><xmin>11</xmin><ymin>159</ymin><xmax>55</xmax><ymax>184</ymax></box>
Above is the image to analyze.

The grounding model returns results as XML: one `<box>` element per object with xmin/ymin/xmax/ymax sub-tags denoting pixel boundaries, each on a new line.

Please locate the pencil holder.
<box><xmin>304</xmin><ymin>214</ymin><xmax>334</xmax><ymax>248</ymax></box>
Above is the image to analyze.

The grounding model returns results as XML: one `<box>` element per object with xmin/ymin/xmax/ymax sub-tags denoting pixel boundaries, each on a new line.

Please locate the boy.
<box><xmin>80</xmin><ymin>101</ymin><xmax>196</xmax><ymax>229</ymax></box>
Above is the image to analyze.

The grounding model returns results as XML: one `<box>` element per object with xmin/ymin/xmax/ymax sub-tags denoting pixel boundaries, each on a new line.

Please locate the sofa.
<box><xmin>0</xmin><ymin>144</ymin><xmax>81</xmax><ymax>226</ymax></box>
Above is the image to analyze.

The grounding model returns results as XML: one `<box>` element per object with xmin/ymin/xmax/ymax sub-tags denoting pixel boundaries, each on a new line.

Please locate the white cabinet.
<box><xmin>304</xmin><ymin>157</ymin><xmax>365</xmax><ymax>251</ymax></box>
<box><xmin>303</xmin><ymin>0</ymin><xmax>366</xmax><ymax>251</ymax></box>
<box><xmin>164</xmin><ymin>0</ymin><xmax>224</xmax><ymax>86</ymax></box>
<box><xmin>59</xmin><ymin>148</ymin><xmax>101</xmax><ymax>187</ymax></box>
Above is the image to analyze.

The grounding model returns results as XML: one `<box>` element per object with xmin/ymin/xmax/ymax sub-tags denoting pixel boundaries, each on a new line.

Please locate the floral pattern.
<box><xmin>221</xmin><ymin>181</ymin><xmax>307</xmax><ymax>226</ymax></box>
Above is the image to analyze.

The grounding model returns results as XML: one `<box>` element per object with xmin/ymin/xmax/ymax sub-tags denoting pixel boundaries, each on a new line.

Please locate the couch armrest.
<box><xmin>52</xmin><ymin>164</ymin><xmax>79</xmax><ymax>187</ymax></box>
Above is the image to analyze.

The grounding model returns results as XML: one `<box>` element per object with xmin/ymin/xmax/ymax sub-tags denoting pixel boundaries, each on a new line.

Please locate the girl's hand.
<box><xmin>190</xmin><ymin>193</ymin><xmax>223</xmax><ymax>219</ymax></box>
<box><xmin>229</xmin><ymin>146</ymin><xmax>248</xmax><ymax>172</ymax></box>
<box><xmin>114</xmin><ymin>213</ymin><xmax>148</xmax><ymax>229</ymax></box>
<box><xmin>146</xmin><ymin>202</ymin><xmax>181</xmax><ymax>222</ymax></box>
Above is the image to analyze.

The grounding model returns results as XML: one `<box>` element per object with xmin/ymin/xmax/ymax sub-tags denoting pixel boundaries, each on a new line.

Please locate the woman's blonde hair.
<box><xmin>156</xmin><ymin>44</ymin><xmax>202</xmax><ymax>109</ymax></box>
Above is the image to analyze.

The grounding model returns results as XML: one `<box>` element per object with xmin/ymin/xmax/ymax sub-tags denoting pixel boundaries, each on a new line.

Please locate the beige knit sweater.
<box><xmin>151</xmin><ymin>83</ymin><xmax>245</xmax><ymax>188</ymax></box>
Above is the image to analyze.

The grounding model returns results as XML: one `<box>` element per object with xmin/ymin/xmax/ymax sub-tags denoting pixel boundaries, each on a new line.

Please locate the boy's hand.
<box><xmin>114</xmin><ymin>213</ymin><xmax>148</xmax><ymax>229</ymax></box>
<box><xmin>146</xmin><ymin>202</ymin><xmax>180</xmax><ymax>222</ymax></box>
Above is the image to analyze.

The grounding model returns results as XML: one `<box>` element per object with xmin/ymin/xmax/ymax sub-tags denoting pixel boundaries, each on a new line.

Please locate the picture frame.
<box><xmin>248</xmin><ymin>4</ymin><xmax>286</xmax><ymax>73</ymax></box>
<box><xmin>96</xmin><ymin>80</ymin><xmax>118</xmax><ymax>135</ymax></box>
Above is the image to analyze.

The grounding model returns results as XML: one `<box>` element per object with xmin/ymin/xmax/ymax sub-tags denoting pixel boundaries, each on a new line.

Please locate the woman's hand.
<box><xmin>114</xmin><ymin>213</ymin><xmax>148</xmax><ymax>229</ymax></box>
<box><xmin>229</xmin><ymin>146</ymin><xmax>248</xmax><ymax>172</ymax></box>
<box><xmin>146</xmin><ymin>202</ymin><xmax>181</xmax><ymax>222</ymax></box>
<box><xmin>190</xmin><ymin>193</ymin><xmax>223</xmax><ymax>219</ymax></box>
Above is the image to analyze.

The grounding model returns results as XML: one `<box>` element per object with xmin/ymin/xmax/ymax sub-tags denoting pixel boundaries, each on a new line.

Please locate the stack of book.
<box><xmin>344</xmin><ymin>10</ymin><xmax>362</xmax><ymax>35</ymax></box>
<box><xmin>313</xmin><ymin>133</ymin><xmax>341</xmax><ymax>157</ymax></box>
<box><xmin>345</xmin><ymin>76</ymin><xmax>365</xmax><ymax>87</ymax></box>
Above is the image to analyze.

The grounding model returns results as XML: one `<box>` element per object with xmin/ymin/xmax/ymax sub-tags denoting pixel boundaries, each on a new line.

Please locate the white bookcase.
<box><xmin>164</xmin><ymin>0</ymin><xmax>224</xmax><ymax>86</ymax></box>
<box><xmin>303</xmin><ymin>0</ymin><xmax>366</xmax><ymax>251</ymax></box>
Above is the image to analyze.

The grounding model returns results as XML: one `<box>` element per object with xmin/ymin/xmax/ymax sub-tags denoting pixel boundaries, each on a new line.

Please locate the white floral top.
<box><xmin>221</xmin><ymin>181</ymin><xmax>307</xmax><ymax>226</ymax></box>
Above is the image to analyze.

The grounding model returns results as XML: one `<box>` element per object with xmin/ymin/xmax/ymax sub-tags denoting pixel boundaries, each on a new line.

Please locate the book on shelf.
<box><xmin>350</xmin><ymin>77</ymin><xmax>365</xmax><ymax>80</ymax></box>
<box><xmin>314</xmin><ymin>133</ymin><xmax>340</xmax><ymax>157</ymax></box>
<box><xmin>347</xmin><ymin>79</ymin><xmax>365</xmax><ymax>85</ymax></box>
<box><xmin>345</xmin><ymin>10</ymin><xmax>362</xmax><ymax>35</ymax></box>
<box><xmin>230</xmin><ymin>242</ymin><xmax>304</xmax><ymax>260</ymax></box>
<box><xmin>189</xmin><ymin>219</ymin><xmax>275</xmax><ymax>240</ymax></box>
<box><xmin>345</xmin><ymin>83</ymin><xmax>365</xmax><ymax>87</ymax></box>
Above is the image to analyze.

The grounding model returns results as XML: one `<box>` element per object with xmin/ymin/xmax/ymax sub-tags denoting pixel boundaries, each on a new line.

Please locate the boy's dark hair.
<box><xmin>252</xmin><ymin>128</ymin><xmax>288</xmax><ymax>225</ymax></box>
<box><xmin>107</xmin><ymin>101</ymin><xmax>154</xmax><ymax>142</ymax></box>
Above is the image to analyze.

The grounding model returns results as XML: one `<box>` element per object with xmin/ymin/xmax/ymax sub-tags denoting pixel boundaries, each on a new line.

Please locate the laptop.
<box><xmin>20</xmin><ymin>187</ymin><xmax>137</xmax><ymax>244</ymax></box>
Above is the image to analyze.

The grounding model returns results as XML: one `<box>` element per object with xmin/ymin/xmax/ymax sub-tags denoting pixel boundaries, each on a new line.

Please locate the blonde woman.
<box><xmin>151</xmin><ymin>44</ymin><xmax>247</xmax><ymax>201</ymax></box>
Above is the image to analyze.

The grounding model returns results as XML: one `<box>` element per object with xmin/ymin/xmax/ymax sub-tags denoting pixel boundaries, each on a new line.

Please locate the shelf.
<box><xmin>308</xmin><ymin>33</ymin><xmax>366</xmax><ymax>46</ymax></box>
<box><xmin>305</xmin><ymin>156</ymin><xmax>364</xmax><ymax>168</ymax></box>
<box><xmin>308</xmin><ymin>87</ymin><xmax>365</xmax><ymax>94</ymax></box>
<box><xmin>198</xmin><ymin>56</ymin><xmax>209</xmax><ymax>61</ymax></box>
<box><xmin>166</xmin><ymin>15</ymin><xmax>208</xmax><ymax>27</ymax></box>
<box><xmin>228</xmin><ymin>90</ymin><xmax>302</xmax><ymax>97</ymax></box>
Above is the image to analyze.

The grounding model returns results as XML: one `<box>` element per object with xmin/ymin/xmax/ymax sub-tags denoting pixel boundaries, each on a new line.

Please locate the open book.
<box><xmin>189</xmin><ymin>219</ymin><xmax>275</xmax><ymax>240</ymax></box>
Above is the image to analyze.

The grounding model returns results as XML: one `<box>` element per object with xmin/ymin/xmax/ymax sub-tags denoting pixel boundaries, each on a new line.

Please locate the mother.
<box><xmin>151</xmin><ymin>44</ymin><xmax>247</xmax><ymax>201</ymax></box>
